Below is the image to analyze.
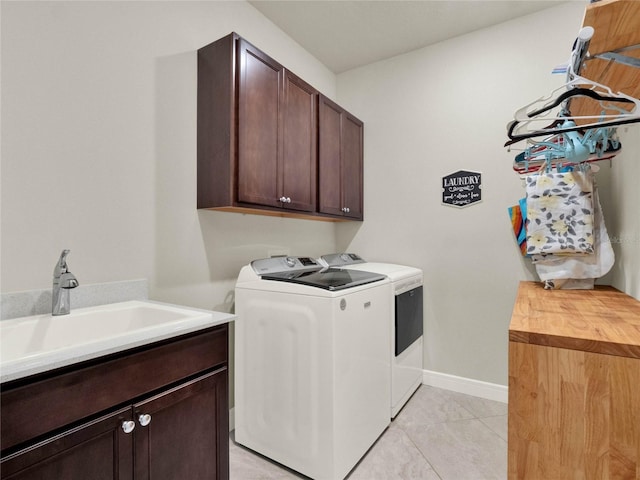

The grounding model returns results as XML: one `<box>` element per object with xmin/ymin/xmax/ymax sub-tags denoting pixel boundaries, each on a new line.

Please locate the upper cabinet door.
<box><xmin>318</xmin><ymin>95</ymin><xmax>364</xmax><ymax>220</ymax></box>
<box><xmin>237</xmin><ymin>39</ymin><xmax>283</xmax><ymax>208</ymax></box>
<box><xmin>318</xmin><ymin>96</ymin><xmax>343</xmax><ymax>217</ymax></box>
<box><xmin>341</xmin><ymin>113</ymin><xmax>363</xmax><ymax>219</ymax></box>
<box><xmin>282</xmin><ymin>71</ymin><xmax>318</xmax><ymax>212</ymax></box>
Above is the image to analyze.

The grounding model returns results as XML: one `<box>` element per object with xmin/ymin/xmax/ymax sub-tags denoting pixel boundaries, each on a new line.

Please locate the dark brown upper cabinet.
<box><xmin>198</xmin><ymin>33</ymin><xmax>318</xmax><ymax>217</ymax></box>
<box><xmin>198</xmin><ymin>32</ymin><xmax>363</xmax><ymax>222</ymax></box>
<box><xmin>318</xmin><ymin>95</ymin><xmax>364</xmax><ymax>220</ymax></box>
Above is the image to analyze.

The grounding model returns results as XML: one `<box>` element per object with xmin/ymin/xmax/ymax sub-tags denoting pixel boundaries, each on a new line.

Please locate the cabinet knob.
<box><xmin>121</xmin><ymin>420</ymin><xmax>135</xmax><ymax>434</ymax></box>
<box><xmin>342</xmin><ymin>207</ymin><xmax>350</xmax><ymax>213</ymax></box>
<box><xmin>287</xmin><ymin>197</ymin><xmax>292</xmax><ymax>203</ymax></box>
<box><xmin>279</xmin><ymin>196</ymin><xmax>287</xmax><ymax>203</ymax></box>
<box><xmin>138</xmin><ymin>413</ymin><xmax>152</xmax><ymax>427</ymax></box>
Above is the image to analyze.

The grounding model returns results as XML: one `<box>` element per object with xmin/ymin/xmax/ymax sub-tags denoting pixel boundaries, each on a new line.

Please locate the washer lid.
<box><xmin>261</xmin><ymin>268</ymin><xmax>386</xmax><ymax>291</ymax></box>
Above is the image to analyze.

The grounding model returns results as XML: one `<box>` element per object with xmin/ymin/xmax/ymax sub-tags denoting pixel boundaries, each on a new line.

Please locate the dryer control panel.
<box><xmin>320</xmin><ymin>253</ymin><xmax>366</xmax><ymax>267</ymax></box>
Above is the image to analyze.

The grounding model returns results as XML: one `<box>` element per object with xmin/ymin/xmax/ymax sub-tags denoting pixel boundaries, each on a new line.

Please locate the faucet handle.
<box><xmin>54</xmin><ymin>249</ymin><xmax>72</xmax><ymax>276</ymax></box>
<box><xmin>60</xmin><ymin>273</ymin><xmax>79</xmax><ymax>289</ymax></box>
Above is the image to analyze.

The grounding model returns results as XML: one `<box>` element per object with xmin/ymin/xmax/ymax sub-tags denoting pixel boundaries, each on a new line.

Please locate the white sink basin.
<box><xmin>0</xmin><ymin>300</ymin><xmax>235</xmax><ymax>383</ymax></box>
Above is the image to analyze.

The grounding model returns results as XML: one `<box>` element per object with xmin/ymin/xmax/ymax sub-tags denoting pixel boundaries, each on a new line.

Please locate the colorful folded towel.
<box><xmin>508</xmin><ymin>198</ymin><xmax>528</xmax><ymax>256</ymax></box>
<box><xmin>525</xmin><ymin>170</ymin><xmax>594</xmax><ymax>255</ymax></box>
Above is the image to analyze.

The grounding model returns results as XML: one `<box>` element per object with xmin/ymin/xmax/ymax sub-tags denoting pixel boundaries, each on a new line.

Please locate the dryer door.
<box><xmin>395</xmin><ymin>286</ymin><xmax>423</xmax><ymax>356</ymax></box>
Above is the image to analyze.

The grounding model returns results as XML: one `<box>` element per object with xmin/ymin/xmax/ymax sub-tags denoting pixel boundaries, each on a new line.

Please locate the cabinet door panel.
<box><xmin>318</xmin><ymin>96</ymin><xmax>343</xmax><ymax>216</ymax></box>
<box><xmin>282</xmin><ymin>71</ymin><xmax>317</xmax><ymax>212</ymax></box>
<box><xmin>342</xmin><ymin>114</ymin><xmax>363</xmax><ymax>219</ymax></box>
<box><xmin>134</xmin><ymin>368</ymin><xmax>229</xmax><ymax>480</ymax></box>
<box><xmin>237</xmin><ymin>39</ymin><xmax>282</xmax><ymax>208</ymax></box>
<box><xmin>1</xmin><ymin>408</ymin><xmax>133</xmax><ymax>480</ymax></box>
<box><xmin>318</xmin><ymin>95</ymin><xmax>364</xmax><ymax>220</ymax></box>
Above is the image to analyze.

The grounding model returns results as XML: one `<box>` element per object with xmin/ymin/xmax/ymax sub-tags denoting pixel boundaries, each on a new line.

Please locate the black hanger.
<box><xmin>505</xmin><ymin>116</ymin><xmax>640</xmax><ymax>147</ymax></box>
<box><xmin>524</xmin><ymin>87</ymin><xmax>635</xmax><ymax>119</ymax></box>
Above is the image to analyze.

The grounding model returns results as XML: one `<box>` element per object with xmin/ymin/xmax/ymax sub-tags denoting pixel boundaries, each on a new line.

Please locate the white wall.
<box><xmin>1</xmin><ymin>1</ymin><xmax>338</xmax><ymax>314</ymax></box>
<box><xmin>334</xmin><ymin>1</ymin><xmax>640</xmax><ymax>386</ymax></box>
<box><xmin>600</xmin><ymin>125</ymin><xmax>640</xmax><ymax>299</ymax></box>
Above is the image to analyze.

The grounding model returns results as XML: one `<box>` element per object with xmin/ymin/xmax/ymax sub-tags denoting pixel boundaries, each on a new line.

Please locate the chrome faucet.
<box><xmin>52</xmin><ymin>249</ymin><xmax>79</xmax><ymax>316</ymax></box>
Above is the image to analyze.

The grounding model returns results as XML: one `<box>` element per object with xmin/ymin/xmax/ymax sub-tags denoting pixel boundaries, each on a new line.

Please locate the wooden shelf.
<box><xmin>571</xmin><ymin>0</ymin><xmax>640</xmax><ymax>117</ymax></box>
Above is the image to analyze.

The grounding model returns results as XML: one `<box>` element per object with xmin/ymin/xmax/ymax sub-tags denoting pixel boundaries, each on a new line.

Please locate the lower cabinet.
<box><xmin>1</xmin><ymin>407</ymin><xmax>134</xmax><ymax>480</ymax></box>
<box><xmin>508</xmin><ymin>282</ymin><xmax>640</xmax><ymax>479</ymax></box>
<box><xmin>133</xmin><ymin>369</ymin><xmax>228</xmax><ymax>480</ymax></box>
<box><xmin>1</xmin><ymin>325</ymin><xmax>229</xmax><ymax>480</ymax></box>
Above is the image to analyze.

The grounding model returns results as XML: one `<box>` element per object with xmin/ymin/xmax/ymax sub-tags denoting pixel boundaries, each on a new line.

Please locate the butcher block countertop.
<box><xmin>509</xmin><ymin>281</ymin><xmax>640</xmax><ymax>359</ymax></box>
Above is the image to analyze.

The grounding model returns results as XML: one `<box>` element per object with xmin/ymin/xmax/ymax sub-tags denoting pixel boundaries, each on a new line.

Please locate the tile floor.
<box><xmin>230</xmin><ymin>385</ymin><xmax>508</xmax><ymax>479</ymax></box>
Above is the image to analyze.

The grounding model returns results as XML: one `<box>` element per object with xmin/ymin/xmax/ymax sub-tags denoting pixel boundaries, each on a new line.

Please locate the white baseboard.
<box><xmin>422</xmin><ymin>369</ymin><xmax>508</xmax><ymax>404</ymax></box>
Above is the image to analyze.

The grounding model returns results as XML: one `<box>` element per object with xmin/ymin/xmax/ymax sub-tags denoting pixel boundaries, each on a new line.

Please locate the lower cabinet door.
<box><xmin>1</xmin><ymin>407</ymin><xmax>134</xmax><ymax>480</ymax></box>
<box><xmin>133</xmin><ymin>367</ymin><xmax>229</xmax><ymax>480</ymax></box>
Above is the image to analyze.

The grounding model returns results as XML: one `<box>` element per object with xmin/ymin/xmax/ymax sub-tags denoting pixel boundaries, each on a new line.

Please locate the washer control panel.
<box><xmin>251</xmin><ymin>256</ymin><xmax>321</xmax><ymax>275</ymax></box>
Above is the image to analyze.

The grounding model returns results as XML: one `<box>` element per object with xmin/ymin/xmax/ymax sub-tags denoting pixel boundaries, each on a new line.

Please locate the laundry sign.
<box><xmin>442</xmin><ymin>170</ymin><xmax>482</xmax><ymax>208</ymax></box>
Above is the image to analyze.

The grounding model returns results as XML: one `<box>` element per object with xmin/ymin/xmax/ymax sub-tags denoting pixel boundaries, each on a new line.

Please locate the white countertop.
<box><xmin>0</xmin><ymin>300</ymin><xmax>235</xmax><ymax>383</ymax></box>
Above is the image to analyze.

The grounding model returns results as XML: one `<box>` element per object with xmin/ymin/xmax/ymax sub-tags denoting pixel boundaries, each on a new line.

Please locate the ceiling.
<box><xmin>249</xmin><ymin>0</ymin><xmax>568</xmax><ymax>74</ymax></box>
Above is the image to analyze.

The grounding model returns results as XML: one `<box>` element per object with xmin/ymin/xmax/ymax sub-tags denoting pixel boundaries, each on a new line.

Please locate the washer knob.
<box><xmin>285</xmin><ymin>256</ymin><xmax>296</xmax><ymax>268</ymax></box>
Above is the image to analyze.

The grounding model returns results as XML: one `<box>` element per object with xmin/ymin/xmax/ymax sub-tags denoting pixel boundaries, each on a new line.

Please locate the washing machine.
<box><xmin>234</xmin><ymin>256</ymin><xmax>391</xmax><ymax>480</ymax></box>
<box><xmin>320</xmin><ymin>253</ymin><xmax>423</xmax><ymax>418</ymax></box>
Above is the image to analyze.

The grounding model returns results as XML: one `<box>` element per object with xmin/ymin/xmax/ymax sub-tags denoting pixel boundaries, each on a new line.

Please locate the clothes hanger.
<box><xmin>505</xmin><ymin>114</ymin><xmax>637</xmax><ymax>146</ymax></box>
<box><xmin>506</xmin><ymin>63</ymin><xmax>640</xmax><ymax>146</ymax></box>
<box><xmin>515</xmin><ymin>86</ymin><xmax>635</xmax><ymax>121</ymax></box>
<box><xmin>512</xmin><ymin>122</ymin><xmax>621</xmax><ymax>174</ymax></box>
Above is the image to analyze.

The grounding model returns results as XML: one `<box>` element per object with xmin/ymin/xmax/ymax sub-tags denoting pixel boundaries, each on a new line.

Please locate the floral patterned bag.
<box><xmin>525</xmin><ymin>170</ymin><xmax>594</xmax><ymax>255</ymax></box>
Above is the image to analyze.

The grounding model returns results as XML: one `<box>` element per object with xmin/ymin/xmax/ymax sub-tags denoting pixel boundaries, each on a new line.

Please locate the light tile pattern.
<box><xmin>230</xmin><ymin>385</ymin><xmax>507</xmax><ymax>480</ymax></box>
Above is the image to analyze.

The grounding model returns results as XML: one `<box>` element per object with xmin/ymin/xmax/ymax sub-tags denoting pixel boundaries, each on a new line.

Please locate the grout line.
<box><xmin>401</xmin><ymin>425</ymin><xmax>443</xmax><ymax>480</ymax></box>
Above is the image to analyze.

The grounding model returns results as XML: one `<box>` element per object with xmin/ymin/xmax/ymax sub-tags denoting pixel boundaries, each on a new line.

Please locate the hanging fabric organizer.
<box><xmin>504</xmin><ymin>0</ymin><xmax>640</xmax><ymax>289</ymax></box>
<box><xmin>524</xmin><ymin>170</ymin><xmax>595</xmax><ymax>256</ymax></box>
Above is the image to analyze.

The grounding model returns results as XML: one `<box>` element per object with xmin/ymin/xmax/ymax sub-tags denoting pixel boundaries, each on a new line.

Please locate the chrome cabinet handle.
<box><xmin>121</xmin><ymin>420</ymin><xmax>135</xmax><ymax>434</ymax></box>
<box><xmin>279</xmin><ymin>196</ymin><xmax>287</xmax><ymax>203</ymax></box>
<box><xmin>138</xmin><ymin>413</ymin><xmax>152</xmax><ymax>427</ymax></box>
